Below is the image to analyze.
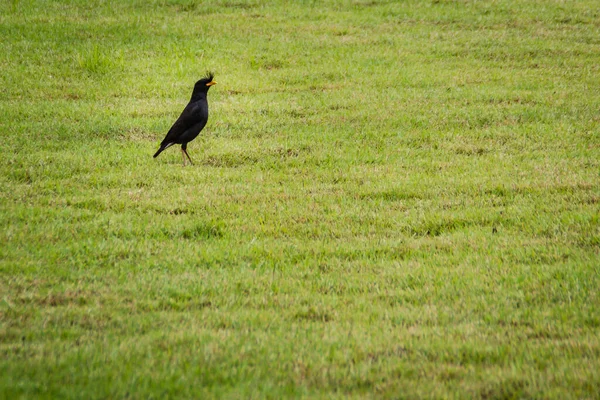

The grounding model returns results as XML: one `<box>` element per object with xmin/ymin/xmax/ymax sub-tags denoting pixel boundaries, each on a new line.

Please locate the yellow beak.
<box><xmin>206</xmin><ymin>81</ymin><xmax>217</xmax><ymax>86</ymax></box>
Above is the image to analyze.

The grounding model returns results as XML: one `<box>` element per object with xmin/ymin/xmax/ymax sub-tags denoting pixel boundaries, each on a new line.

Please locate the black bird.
<box><xmin>153</xmin><ymin>73</ymin><xmax>217</xmax><ymax>165</ymax></box>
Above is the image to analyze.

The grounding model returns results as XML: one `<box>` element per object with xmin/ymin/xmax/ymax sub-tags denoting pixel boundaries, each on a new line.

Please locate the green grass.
<box><xmin>1</xmin><ymin>0</ymin><xmax>599</xmax><ymax>398</ymax></box>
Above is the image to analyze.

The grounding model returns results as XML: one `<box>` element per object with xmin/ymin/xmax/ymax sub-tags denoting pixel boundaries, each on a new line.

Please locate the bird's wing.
<box><xmin>160</xmin><ymin>102</ymin><xmax>204</xmax><ymax>145</ymax></box>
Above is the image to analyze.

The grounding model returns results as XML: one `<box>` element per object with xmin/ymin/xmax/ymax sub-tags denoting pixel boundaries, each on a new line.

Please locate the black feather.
<box><xmin>153</xmin><ymin>75</ymin><xmax>217</xmax><ymax>165</ymax></box>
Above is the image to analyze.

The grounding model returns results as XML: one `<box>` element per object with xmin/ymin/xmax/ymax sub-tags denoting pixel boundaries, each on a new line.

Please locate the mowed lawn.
<box><xmin>1</xmin><ymin>0</ymin><xmax>599</xmax><ymax>398</ymax></box>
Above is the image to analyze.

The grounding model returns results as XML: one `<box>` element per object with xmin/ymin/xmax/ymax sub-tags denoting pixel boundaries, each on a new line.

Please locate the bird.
<box><xmin>153</xmin><ymin>73</ymin><xmax>217</xmax><ymax>165</ymax></box>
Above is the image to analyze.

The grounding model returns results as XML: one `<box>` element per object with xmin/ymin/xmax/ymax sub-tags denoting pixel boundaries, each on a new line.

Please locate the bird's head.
<box><xmin>193</xmin><ymin>72</ymin><xmax>217</xmax><ymax>94</ymax></box>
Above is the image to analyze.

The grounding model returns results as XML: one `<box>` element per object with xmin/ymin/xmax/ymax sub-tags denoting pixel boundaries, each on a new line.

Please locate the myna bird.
<box><xmin>153</xmin><ymin>73</ymin><xmax>217</xmax><ymax>165</ymax></box>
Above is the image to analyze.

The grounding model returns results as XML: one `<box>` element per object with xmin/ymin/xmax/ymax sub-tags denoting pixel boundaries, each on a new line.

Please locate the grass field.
<box><xmin>1</xmin><ymin>0</ymin><xmax>599</xmax><ymax>398</ymax></box>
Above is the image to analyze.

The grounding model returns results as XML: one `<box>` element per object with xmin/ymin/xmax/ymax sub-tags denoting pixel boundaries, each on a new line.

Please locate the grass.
<box><xmin>1</xmin><ymin>0</ymin><xmax>599</xmax><ymax>398</ymax></box>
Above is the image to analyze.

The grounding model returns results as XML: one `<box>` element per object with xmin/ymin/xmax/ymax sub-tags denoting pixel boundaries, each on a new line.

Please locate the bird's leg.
<box><xmin>182</xmin><ymin>148</ymin><xmax>194</xmax><ymax>165</ymax></box>
<box><xmin>180</xmin><ymin>148</ymin><xmax>187</xmax><ymax>166</ymax></box>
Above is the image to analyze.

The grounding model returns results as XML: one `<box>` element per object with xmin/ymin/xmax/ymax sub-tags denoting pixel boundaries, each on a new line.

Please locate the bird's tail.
<box><xmin>153</xmin><ymin>147</ymin><xmax>165</xmax><ymax>158</ymax></box>
<box><xmin>153</xmin><ymin>142</ymin><xmax>174</xmax><ymax>158</ymax></box>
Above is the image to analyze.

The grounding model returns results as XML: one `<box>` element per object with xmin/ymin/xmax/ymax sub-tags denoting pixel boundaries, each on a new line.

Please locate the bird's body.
<box><xmin>153</xmin><ymin>73</ymin><xmax>217</xmax><ymax>165</ymax></box>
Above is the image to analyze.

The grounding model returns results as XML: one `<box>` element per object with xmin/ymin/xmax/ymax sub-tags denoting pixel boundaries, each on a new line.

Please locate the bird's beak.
<box><xmin>206</xmin><ymin>80</ymin><xmax>217</xmax><ymax>86</ymax></box>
